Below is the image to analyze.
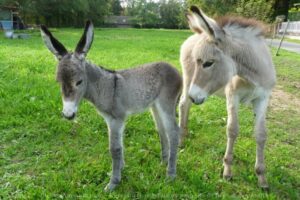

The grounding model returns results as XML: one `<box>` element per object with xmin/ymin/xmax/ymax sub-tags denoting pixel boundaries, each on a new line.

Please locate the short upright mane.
<box><xmin>216</xmin><ymin>16</ymin><xmax>267</xmax><ymax>36</ymax></box>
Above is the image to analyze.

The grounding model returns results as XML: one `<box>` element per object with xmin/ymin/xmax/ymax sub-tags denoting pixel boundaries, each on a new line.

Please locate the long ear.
<box><xmin>40</xmin><ymin>25</ymin><xmax>68</xmax><ymax>60</ymax></box>
<box><xmin>75</xmin><ymin>20</ymin><xmax>94</xmax><ymax>59</ymax></box>
<box><xmin>188</xmin><ymin>6</ymin><xmax>224</xmax><ymax>40</ymax></box>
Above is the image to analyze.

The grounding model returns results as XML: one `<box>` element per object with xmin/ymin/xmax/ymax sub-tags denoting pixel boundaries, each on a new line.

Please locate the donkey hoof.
<box><xmin>223</xmin><ymin>174</ymin><xmax>233</xmax><ymax>181</ymax></box>
<box><xmin>120</xmin><ymin>161</ymin><xmax>125</xmax><ymax>170</ymax></box>
<box><xmin>167</xmin><ymin>173</ymin><xmax>176</xmax><ymax>181</ymax></box>
<box><xmin>259</xmin><ymin>184</ymin><xmax>270</xmax><ymax>192</ymax></box>
<box><xmin>104</xmin><ymin>182</ymin><xmax>118</xmax><ymax>192</ymax></box>
<box><xmin>261</xmin><ymin>186</ymin><xmax>270</xmax><ymax>193</ymax></box>
<box><xmin>179</xmin><ymin>130</ymin><xmax>188</xmax><ymax>142</ymax></box>
<box><xmin>161</xmin><ymin>156</ymin><xmax>168</xmax><ymax>165</ymax></box>
<box><xmin>178</xmin><ymin>138</ymin><xmax>185</xmax><ymax>147</ymax></box>
<box><xmin>161</xmin><ymin>160</ymin><xmax>168</xmax><ymax>166</ymax></box>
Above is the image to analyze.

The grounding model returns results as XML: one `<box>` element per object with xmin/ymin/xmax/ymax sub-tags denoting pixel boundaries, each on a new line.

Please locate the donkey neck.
<box><xmin>223</xmin><ymin>38</ymin><xmax>272</xmax><ymax>88</ymax></box>
<box><xmin>84</xmin><ymin>61</ymin><xmax>117</xmax><ymax>112</ymax></box>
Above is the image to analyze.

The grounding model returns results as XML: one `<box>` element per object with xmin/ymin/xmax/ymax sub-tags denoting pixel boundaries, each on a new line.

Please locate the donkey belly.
<box><xmin>214</xmin><ymin>86</ymin><xmax>226</xmax><ymax>98</ymax></box>
<box><xmin>239</xmin><ymin>86</ymin><xmax>268</xmax><ymax>105</ymax></box>
<box><xmin>118</xmin><ymin>76</ymin><xmax>162</xmax><ymax>115</ymax></box>
<box><xmin>123</xmin><ymin>91</ymin><xmax>158</xmax><ymax>115</ymax></box>
<box><xmin>226</xmin><ymin>76</ymin><xmax>270</xmax><ymax>105</ymax></box>
<box><xmin>125</xmin><ymin>102</ymin><xmax>155</xmax><ymax>116</ymax></box>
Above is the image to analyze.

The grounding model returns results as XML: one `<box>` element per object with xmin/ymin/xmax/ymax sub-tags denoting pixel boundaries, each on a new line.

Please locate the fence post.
<box><xmin>276</xmin><ymin>20</ymin><xmax>290</xmax><ymax>56</ymax></box>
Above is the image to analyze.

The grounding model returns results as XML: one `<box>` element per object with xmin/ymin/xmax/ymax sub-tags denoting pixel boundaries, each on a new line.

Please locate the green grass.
<box><xmin>283</xmin><ymin>37</ymin><xmax>300</xmax><ymax>45</ymax></box>
<box><xmin>271</xmin><ymin>36</ymin><xmax>300</xmax><ymax>45</ymax></box>
<box><xmin>0</xmin><ymin>28</ymin><xmax>299</xmax><ymax>199</ymax></box>
<box><xmin>272</xmin><ymin>49</ymin><xmax>300</xmax><ymax>98</ymax></box>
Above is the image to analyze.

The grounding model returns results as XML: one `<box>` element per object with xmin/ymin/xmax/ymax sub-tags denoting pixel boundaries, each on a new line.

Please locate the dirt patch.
<box><xmin>269</xmin><ymin>86</ymin><xmax>300</xmax><ymax>113</ymax></box>
<box><xmin>294</xmin><ymin>82</ymin><xmax>300</xmax><ymax>89</ymax></box>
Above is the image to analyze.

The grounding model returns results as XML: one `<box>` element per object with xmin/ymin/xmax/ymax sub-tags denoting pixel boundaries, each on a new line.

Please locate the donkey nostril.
<box><xmin>189</xmin><ymin>96</ymin><xmax>205</xmax><ymax>105</ymax></box>
<box><xmin>68</xmin><ymin>113</ymin><xmax>76</xmax><ymax>120</ymax></box>
<box><xmin>189</xmin><ymin>96</ymin><xmax>195</xmax><ymax>103</ymax></box>
<box><xmin>198</xmin><ymin>98</ymin><xmax>205</xmax><ymax>104</ymax></box>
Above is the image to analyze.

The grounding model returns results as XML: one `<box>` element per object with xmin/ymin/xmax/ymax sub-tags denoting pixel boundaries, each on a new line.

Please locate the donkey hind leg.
<box><xmin>253</xmin><ymin>96</ymin><xmax>270</xmax><ymax>190</ymax></box>
<box><xmin>104</xmin><ymin>118</ymin><xmax>125</xmax><ymax>192</ymax></box>
<box><xmin>151</xmin><ymin>106</ymin><xmax>169</xmax><ymax>164</ymax></box>
<box><xmin>154</xmin><ymin>101</ymin><xmax>179</xmax><ymax>179</ymax></box>
<box><xmin>223</xmin><ymin>95</ymin><xmax>239</xmax><ymax>180</ymax></box>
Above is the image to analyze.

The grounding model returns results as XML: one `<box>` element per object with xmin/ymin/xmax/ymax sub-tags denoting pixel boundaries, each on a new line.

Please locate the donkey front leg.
<box><xmin>253</xmin><ymin>96</ymin><xmax>270</xmax><ymax>190</ymax></box>
<box><xmin>155</xmin><ymin>102</ymin><xmax>179</xmax><ymax>179</ymax></box>
<box><xmin>223</xmin><ymin>94</ymin><xmax>239</xmax><ymax>180</ymax></box>
<box><xmin>104</xmin><ymin>118</ymin><xmax>125</xmax><ymax>192</ymax></box>
<box><xmin>179</xmin><ymin>64</ymin><xmax>194</xmax><ymax>144</ymax></box>
<box><xmin>179</xmin><ymin>81</ymin><xmax>194</xmax><ymax>145</ymax></box>
<box><xmin>179</xmin><ymin>93</ymin><xmax>192</xmax><ymax>143</ymax></box>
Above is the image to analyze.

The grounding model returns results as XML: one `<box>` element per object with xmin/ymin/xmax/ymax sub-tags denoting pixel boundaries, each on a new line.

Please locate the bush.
<box><xmin>289</xmin><ymin>8</ymin><xmax>300</xmax><ymax>21</ymax></box>
<box><xmin>236</xmin><ymin>0</ymin><xmax>275</xmax><ymax>23</ymax></box>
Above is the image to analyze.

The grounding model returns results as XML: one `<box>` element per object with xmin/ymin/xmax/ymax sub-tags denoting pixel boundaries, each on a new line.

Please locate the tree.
<box><xmin>160</xmin><ymin>0</ymin><xmax>181</xmax><ymax>29</ymax></box>
<box><xmin>111</xmin><ymin>0</ymin><xmax>123</xmax><ymax>15</ymax></box>
<box><xmin>0</xmin><ymin>0</ymin><xmax>110</xmax><ymax>27</ymax></box>
<box><xmin>131</xmin><ymin>0</ymin><xmax>160</xmax><ymax>28</ymax></box>
<box><xmin>236</xmin><ymin>0</ymin><xmax>275</xmax><ymax>22</ymax></box>
<box><xmin>125</xmin><ymin>0</ymin><xmax>188</xmax><ymax>29</ymax></box>
<box><xmin>274</xmin><ymin>0</ymin><xmax>290</xmax><ymax>20</ymax></box>
<box><xmin>177</xmin><ymin>1</ymin><xmax>188</xmax><ymax>29</ymax></box>
<box><xmin>87</xmin><ymin>0</ymin><xmax>111</xmax><ymax>26</ymax></box>
<box><xmin>187</xmin><ymin>0</ymin><xmax>238</xmax><ymax>17</ymax></box>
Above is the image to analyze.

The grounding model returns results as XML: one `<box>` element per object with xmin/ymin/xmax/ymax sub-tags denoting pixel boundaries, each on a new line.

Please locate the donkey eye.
<box><xmin>76</xmin><ymin>80</ymin><xmax>83</xmax><ymax>86</ymax></box>
<box><xmin>203</xmin><ymin>61</ymin><xmax>214</xmax><ymax>68</ymax></box>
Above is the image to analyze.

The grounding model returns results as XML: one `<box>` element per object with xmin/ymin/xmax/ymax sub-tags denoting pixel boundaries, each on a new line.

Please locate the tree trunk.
<box><xmin>274</xmin><ymin>0</ymin><xmax>290</xmax><ymax>21</ymax></box>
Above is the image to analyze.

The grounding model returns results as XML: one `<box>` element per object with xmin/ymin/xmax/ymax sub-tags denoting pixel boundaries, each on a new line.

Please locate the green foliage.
<box><xmin>186</xmin><ymin>0</ymin><xmax>290</xmax><ymax>22</ymax></box>
<box><xmin>236</xmin><ymin>0</ymin><xmax>275</xmax><ymax>23</ymax></box>
<box><xmin>289</xmin><ymin>10</ymin><xmax>300</xmax><ymax>21</ymax></box>
<box><xmin>160</xmin><ymin>0</ymin><xmax>182</xmax><ymax>29</ymax></box>
<box><xmin>271</xmin><ymin>48</ymin><xmax>300</xmax><ymax>97</ymax></box>
<box><xmin>289</xmin><ymin>7</ymin><xmax>300</xmax><ymax>21</ymax></box>
<box><xmin>0</xmin><ymin>0</ymin><xmax>111</xmax><ymax>27</ymax></box>
<box><xmin>187</xmin><ymin>0</ymin><xmax>238</xmax><ymax>17</ymax></box>
<box><xmin>0</xmin><ymin>28</ymin><xmax>299</xmax><ymax>199</ymax></box>
<box><xmin>111</xmin><ymin>0</ymin><xmax>123</xmax><ymax>15</ymax></box>
<box><xmin>133</xmin><ymin>0</ymin><xmax>161</xmax><ymax>28</ymax></box>
<box><xmin>125</xmin><ymin>0</ymin><xmax>187</xmax><ymax>29</ymax></box>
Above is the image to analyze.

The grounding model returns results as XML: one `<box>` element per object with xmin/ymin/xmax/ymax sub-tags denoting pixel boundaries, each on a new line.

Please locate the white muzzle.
<box><xmin>188</xmin><ymin>84</ymin><xmax>208</xmax><ymax>105</ymax></box>
<box><xmin>62</xmin><ymin>100</ymin><xmax>77</xmax><ymax>120</ymax></box>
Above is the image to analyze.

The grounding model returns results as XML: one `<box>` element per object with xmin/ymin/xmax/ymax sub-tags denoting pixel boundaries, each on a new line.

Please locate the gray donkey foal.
<box><xmin>40</xmin><ymin>21</ymin><xmax>182</xmax><ymax>191</ymax></box>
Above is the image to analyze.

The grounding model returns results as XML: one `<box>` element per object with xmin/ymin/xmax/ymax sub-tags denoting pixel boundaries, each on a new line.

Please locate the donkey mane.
<box><xmin>86</xmin><ymin>61</ymin><xmax>116</xmax><ymax>74</ymax></box>
<box><xmin>216</xmin><ymin>16</ymin><xmax>267</xmax><ymax>36</ymax></box>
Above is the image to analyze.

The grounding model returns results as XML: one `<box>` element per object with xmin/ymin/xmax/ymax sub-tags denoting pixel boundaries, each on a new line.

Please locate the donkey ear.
<box><xmin>75</xmin><ymin>20</ymin><xmax>94</xmax><ymax>59</ymax></box>
<box><xmin>188</xmin><ymin>6</ymin><xmax>224</xmax><ymax>40</ymax></box>
<box><xmin>40</xmin><ymin>25</ymin><xmax>68</xmax><ymax>60</ymax></box>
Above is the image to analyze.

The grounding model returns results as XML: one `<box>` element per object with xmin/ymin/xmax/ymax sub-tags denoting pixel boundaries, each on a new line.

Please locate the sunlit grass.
<box><xmin>0</xmin><ymin>28</ymin><xmax>299</xmax><ymax>199</ymax></box>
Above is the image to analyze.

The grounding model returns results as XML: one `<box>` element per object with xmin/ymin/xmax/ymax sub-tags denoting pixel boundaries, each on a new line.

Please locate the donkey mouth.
<box><xmin>62</xmin><ymin>112</ymin><xmax>76</xmax><ymax>120</ymax></box>
<box><xmin>190</xmin><ymin>96</ymin><xmax>205</xmax><ymax>105</ymax></box>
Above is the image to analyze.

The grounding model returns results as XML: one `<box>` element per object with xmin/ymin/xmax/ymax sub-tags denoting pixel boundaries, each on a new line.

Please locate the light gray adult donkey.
<box><xmin>40</xmin><ymin>21</ymin><xmax>182</xmax><ymax>191</ymax></box>
<box><xmin>179</xmin><ymin>6</ymin><xmax>276</xmax><ymax>190</ymax></box>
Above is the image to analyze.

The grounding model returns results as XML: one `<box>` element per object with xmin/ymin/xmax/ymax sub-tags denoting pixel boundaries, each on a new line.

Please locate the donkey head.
<box><xmin>187</xmin><ymin>6</ymin><xmax>236</xmax><ymax>105</ymax></box>
<box><xmin>41</xmin><ymin>21</ymin><xmax>94</xmax><ymax>120</ymax></box>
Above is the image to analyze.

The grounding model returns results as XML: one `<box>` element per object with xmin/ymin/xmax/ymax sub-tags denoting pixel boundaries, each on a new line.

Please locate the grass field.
<box><xmin>0</xmin><ymin>28</ymin><xmax>299</xmax><ymax>199</ymax></box>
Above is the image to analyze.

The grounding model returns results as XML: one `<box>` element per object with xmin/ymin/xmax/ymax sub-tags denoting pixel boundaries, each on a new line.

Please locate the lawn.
<box><xmin>0</xmin><ymin>28</ymin><xmax>299</xmax><ymax>199</ymax></box>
